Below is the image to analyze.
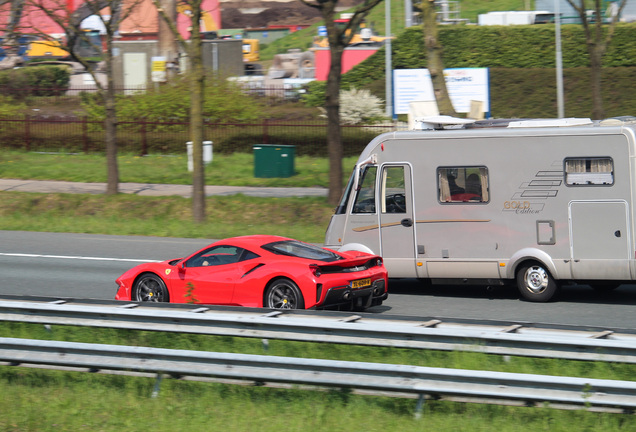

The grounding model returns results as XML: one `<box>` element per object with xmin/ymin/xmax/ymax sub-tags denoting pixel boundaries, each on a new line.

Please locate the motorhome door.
<box><xmin>569</xmin><ymin>200</ymin><xmax>632</xmax><ymax>280</ymax></box>
<box><xmin>379</xmin><ymin>164</ymin><xmax>417</xmax><ymax>277</ymax></box>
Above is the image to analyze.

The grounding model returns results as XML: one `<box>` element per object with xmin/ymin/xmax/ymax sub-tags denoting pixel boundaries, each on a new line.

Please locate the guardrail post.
<box><xmin>414</xmin><ymin>394</ymin><xmax>426</xmax><ymax>420</ymax></box>
<box><xmin>151</xmin><ymin>373</ymin><xmax>163</xmax><ymax>398</ymax></box>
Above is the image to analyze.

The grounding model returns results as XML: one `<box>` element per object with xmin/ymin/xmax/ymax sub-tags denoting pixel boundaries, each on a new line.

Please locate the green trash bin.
<box><xmin>253</xmin><ymin>144</ymin><xmax>296</xmax><ymax>178</ymax></box>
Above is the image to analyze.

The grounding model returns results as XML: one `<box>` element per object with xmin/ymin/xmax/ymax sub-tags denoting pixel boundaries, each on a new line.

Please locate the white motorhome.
<box><xmin>324</xmin><ymin>117</ymin><xmax>636</xmax><ymax>301</ymax></box>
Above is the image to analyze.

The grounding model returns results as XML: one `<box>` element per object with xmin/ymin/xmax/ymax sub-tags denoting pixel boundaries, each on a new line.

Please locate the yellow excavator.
<box><xmin>0</xmin><ymin>0</ymin><xmax>104</xmax><ymax>69</ymax></box>
<box><xmin>312</xmin><ymin>14</ymin><xmax>389</xmax><ymax>48</ymax></box>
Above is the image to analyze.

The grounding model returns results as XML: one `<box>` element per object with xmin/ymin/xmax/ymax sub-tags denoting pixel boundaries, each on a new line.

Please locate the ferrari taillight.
<box><xmin>310</xmin><ymin>264</ymin><xmax>321</xmax><ymax>277</ymax></box>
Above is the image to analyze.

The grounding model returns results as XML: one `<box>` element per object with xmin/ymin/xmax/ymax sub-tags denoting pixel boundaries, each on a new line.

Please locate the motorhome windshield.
<box><xmin>335</xmin><ymin>171</ymin><xmax>355</xmax><ymax>215</ymax></box>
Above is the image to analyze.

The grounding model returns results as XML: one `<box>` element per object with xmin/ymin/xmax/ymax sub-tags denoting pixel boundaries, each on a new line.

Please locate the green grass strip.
<box><xmin>0</xmin><ymin>150</ymin><xmax>358</xmax><ymax>188</ymax></box>
<box><xmin>0</xmin><ymin>192</ymin><xmax>333</xmax><ymax>243</ymax></box>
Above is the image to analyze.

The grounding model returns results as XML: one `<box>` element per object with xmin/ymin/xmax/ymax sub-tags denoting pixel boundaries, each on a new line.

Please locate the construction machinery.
<box><xmin>312</xmin><ymin>14</ymin><xmax>389</xmax><ymax>48</ymax></box>
<box><xmin>241</xmin><ymin>38</ymin><xmax>262</xmax><ymax>75</ymax></box>
<box><xmin>0</xmin><ymin>29</ymin><xmax>102</xmax><ymax>70</ymax></box>
<box><xmin>267</xmin><ymin>49</ymin><xmax>314</xmax><ymax>79</ymax></box>
<box><xmin>0</xmin><ymin>0</ymin><xmax>105</xmax><ymax>70</ymax></box>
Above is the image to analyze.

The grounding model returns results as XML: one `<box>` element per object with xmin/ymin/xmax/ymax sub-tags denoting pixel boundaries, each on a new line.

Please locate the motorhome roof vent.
<box><xmin>507</xmin><ymin>118</ymin><xmax>593</xmax><ymax>128</ymax></box>
<box><xmin>599</xmin><ymin>116</ymin><xmax>636</xmax><ymax>126</ymax></box>
<box><xmin>413</xmin><ymin>116</ymin><xmax>476</xmax><ymax>130</ymax></box>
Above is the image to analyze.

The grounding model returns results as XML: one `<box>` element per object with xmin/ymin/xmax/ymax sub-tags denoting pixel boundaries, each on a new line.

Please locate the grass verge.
<box><xmin>0</xmin><ymin>192</ymin><xmax>333</xmax><ymax>242</ymax></box>
<box><xmin>0</xmin><ymin>150</ymin><xmax>358</xmax><ymax>188</ymax></box>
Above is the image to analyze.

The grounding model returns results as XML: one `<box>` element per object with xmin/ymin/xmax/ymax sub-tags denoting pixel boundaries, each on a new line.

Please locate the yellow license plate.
<box><xmin>351</xmin><ymin>278</ymin><xmax>371</xmax><ymax>289</ymax></box>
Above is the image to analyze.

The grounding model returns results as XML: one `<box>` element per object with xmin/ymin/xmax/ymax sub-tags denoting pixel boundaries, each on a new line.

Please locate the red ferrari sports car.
<box><xmin>115</xmin><ymin>235</ymin><xmax>388</xmax><ymax>311</ymax></box>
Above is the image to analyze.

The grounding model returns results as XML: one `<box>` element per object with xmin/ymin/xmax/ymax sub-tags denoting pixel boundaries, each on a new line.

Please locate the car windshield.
<box><xmin>263</xmin><ymin>240</ymin><xmax>342</xmax><ymax>262</ymax></box>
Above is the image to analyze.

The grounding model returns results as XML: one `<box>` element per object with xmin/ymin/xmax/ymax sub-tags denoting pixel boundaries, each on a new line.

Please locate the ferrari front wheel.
<box><xmin>264</xmin><ymin>279</ymin><xmax>305</xmax><ymax>309</ymax></box>
<box><xmin>133</xmin><ymin>273</ymin><xmax>169</xmax><ymax>302</ymax></box>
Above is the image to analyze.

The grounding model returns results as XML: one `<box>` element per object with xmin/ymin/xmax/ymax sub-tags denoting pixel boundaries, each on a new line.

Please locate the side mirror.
<box><xmin>353</xmin><ymin>166</ymin><xmax>362</xmax><ymax>191</ymax></box>
<box><xmin>353</xmin><ymin>154</ymin><xmax>378</xmax><ymax>191</ymax></box>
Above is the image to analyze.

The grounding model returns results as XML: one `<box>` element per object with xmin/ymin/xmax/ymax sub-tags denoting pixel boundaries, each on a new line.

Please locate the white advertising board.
<box><xmin>393</xmin><ymin>68</ymin><xmax>490</xmax><ymax>115</ymax></box>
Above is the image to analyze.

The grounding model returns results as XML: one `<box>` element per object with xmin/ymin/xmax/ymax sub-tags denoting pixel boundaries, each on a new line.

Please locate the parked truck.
<box><xmin>324</xmin><ymin>116</ymin><xmax>636</xmax><ymax>302</ymax></box>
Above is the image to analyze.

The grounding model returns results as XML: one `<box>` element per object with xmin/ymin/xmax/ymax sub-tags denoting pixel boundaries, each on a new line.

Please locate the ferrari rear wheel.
<box><xmin>133</xmin><ymin>273</ymin><xmax>169</xmax><ymax>302</ymax></box>
<box><xmin>264</xmin><ymin>279</ymin><xmax>305</xmax><ymax>309</ymax></box>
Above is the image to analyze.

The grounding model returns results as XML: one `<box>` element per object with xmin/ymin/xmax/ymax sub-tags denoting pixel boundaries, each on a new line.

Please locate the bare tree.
<box><xmin>565</xmin><ymin>0</ymin><xmax>626</xmax><ymax>119</ymax></box>
<box><xmin>298</xmin><ymin>0</ymin><xmax>383</xmax><ymax>206</ymax></box>
<box><xmin>25</xmin><ymin>0</ymin><xmax>143</xmax><ymax>194</ymax></box>
<box><xmin>420</xmin><ymin>0</ymin><xmax>456</xmax><ymax>116</ymax></box>
<box><xmin>155</xmin><ymin>0</ymin><xmax>206</xmax><ymax>222</ymax></box>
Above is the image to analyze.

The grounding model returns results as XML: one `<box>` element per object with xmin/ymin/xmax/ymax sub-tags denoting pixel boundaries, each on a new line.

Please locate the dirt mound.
<box><xmin>221</xmin><ymin>1</ymin><xmax>358</xmax><ymax>29</ymax></box>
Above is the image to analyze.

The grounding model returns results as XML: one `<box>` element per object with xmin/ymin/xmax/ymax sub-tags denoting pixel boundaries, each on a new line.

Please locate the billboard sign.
<box><xmin>393</xmin><ymin>68</ymin><xmax>490</xmax><ymax>115</ymax></box>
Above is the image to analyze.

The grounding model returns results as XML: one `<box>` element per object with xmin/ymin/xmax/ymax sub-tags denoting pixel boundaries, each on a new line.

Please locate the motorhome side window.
<box><xmin>565</xmin><ymin>157</ymin><xmax>614</xmax><ymax>186</ymax></box>
<box><xmin>352</xmin><ymin>166</ymin><xmax>377</xmax><ymax>213</ymax></box>
<box><xmin>438</xmin><ymin>166</ymin><xmax>489</xmax><ymax>203</ymax></box>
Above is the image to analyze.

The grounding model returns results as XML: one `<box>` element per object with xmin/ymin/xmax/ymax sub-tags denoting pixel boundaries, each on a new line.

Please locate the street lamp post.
<box><xmin>385</xmin><ymin>0</ymin><xmax>393</xmax><ymax>118</ymax></box>
<box><xmin>555</xmin><ymin>0</ymin><xmax>565</xmax><ymax>118</ymax></box>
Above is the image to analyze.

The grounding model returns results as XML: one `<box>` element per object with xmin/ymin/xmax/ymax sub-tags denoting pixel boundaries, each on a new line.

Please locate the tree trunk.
<box><xmin>104</xmin><ymin>28</ymin><xmax>119</xmax><ymax>195</ymax></box>
<box><xmin>421</xmin><ymin>0</ymin><xmax>456</xmax><ymax>116</ymax></box>
<box><xmin>589</xmin><ymin>44</ymin><xmax>604</xmax><ymax>120</ymax></box>
<box><xmin>189</xmin><ymin>1</ymin><xmax>206</xmax><ymax>223</ymax></box>
<box><xmin>297</xmin><ymin>0</ymin><xmax>383</xmax><ymax>206</ymax></box>
<box><xmin>565</xmin><ymin>0</ymin><xmax>627</xmax><ymax>119</ymax></box>
<box><xmin>158</xmin><ymin>0</ymin><xmax>178</xmax><ymax>78</ymax></box>
<box><xmin>325</xmin><ymin>43</ymin><xmax>344</xmax><ymax>206</ymax></box>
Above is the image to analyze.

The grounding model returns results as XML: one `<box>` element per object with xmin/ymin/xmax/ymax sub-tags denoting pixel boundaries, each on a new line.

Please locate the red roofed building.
<box><xmin>0</xmin><ymin>0</ymin><xmax>221</xmax><ymax>40</ymax></box>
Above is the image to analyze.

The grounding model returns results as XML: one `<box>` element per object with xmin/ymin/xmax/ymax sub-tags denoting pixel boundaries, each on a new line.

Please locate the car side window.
<box><xmin>241</xmin><ymin>250</ymin><xmax>260</xmax><ymax>261</ymax></box>
<box><xmin>186</xmin><ymin>246</ymin><xmax>245</xmax><ymax>267</ymax></box>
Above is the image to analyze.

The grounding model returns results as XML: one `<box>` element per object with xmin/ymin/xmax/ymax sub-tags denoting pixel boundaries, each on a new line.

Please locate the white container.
<box><xmin>187</xmin><ymin>141</ymin><xmax>213</xmax><ymax>172</ymax></box>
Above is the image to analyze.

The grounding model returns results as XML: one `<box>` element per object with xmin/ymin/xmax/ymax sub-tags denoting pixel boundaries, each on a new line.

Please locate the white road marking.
<box><xmin>0</xmin><ymin>253</ymin><xmax>160</xmax><ymax>263</ymax></box>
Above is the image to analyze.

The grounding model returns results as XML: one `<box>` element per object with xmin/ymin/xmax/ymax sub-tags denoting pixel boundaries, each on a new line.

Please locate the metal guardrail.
<box><xmin>1</xmin><ymin>337</ymin><xmax>636</xmax><ymax>414</ymax></box>
<box><xmin>0</xmin><ymin>296</ymin><xmax>636</xmax><ymax>363</ymax></box>
<box><xmin>1</xmin><ymin>295</ymin><xmax>636</xmax><ymax>414</ymax></box>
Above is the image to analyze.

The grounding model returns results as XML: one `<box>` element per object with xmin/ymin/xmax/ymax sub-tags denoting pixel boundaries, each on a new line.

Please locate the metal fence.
<box><xmin>1</xmin><ymin>297</ymin><xmax>636</xmax><ymax>363</ymax></box>
<box><xmin>0</xmin><ymin>115</ymin><xmax>404</xmax><ymax>157</ymax></box>
<box><xmin>0</xmin><ymin>84</ymin><xmax>315</xmax><ymax>102</ymax></box>
<box><xmin>2</xmin><ymin>296</ymin><xmax>636</xmax><ymax>415</ymax></box>
<box><xmin>0</xmin><ymin>83</ymin><xmax>406</xmax><ymax>156</ymax></box>
<box><xmin>3</xmin><ymin>336</ymin><xmax>636</xmax><ymax>415</ymax></box>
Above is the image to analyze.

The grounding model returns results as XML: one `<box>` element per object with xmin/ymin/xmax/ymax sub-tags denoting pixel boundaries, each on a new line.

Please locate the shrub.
<box><xmin>0</xmin><ymin>95</ymin><xmax>26</xmax><ymax>117</ymax></box>
<box><xmin>0</xmin><ymin>65</ymin><xmax>70</xmax><ymax>98</ymax></box>
<box><xmin>81</xmin><ymin>74</ymin><xmax>265</xmax><ymax>130</ymax></box>
<box><xmin>319</xmin><ymin>88</ymin><xmax>388</xmax><ymax>125</ymax></box>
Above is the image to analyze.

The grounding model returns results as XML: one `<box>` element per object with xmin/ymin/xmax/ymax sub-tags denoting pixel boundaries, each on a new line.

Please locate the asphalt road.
<box><xmin>2</xmin><ymin>230</ymin><xmax>636</xmax><ymax>330</ymax></box>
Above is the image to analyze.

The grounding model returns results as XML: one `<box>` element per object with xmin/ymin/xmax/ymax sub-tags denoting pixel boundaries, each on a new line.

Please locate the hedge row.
<box><xmin>489</xmin><ymin>66</ymin><xmax>636</xmax><ymax>118</ymax></box>
<box><xmin>0</xmin><ymin>65</ymin><xmax>71</xmax><ymax>97</ymax></box>
<box><xmin>342</xmin><ymin>23</ymin><xmax>636</xmax><ymax>90</ymax></box>
<box><xmin>301</xmin><ymin>24</ymin><xmax>636</xmax><ymax>118</ymax></box>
